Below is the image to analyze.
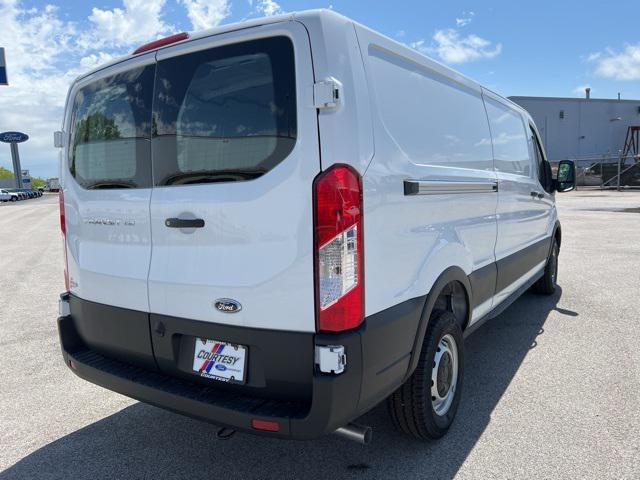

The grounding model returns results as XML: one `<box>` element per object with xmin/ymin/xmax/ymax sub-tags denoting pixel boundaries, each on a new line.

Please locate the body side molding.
<box><xmin>404</xmin><ymin>180</ymin><xmax>498</xmax><ymax>196</ymax></box>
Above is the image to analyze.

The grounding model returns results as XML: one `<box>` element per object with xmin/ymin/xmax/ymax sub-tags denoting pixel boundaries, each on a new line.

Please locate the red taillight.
<box><xmin>132</xmin><ymin>32</ymin><xmax>189</xmax><ymax>55</ymax></box>
<box><xmin>251</xmin><ymin>419</ymin><xmax>280</xmax><ymax>432</ymax></box>
<box><xmin>59</xmin><ymin>190</ymin><xmax>66</xmax><ymax>235</ymax></box>
<box><xmin>59</xmin><ymin>190</ymin><xmax>69</xmax><ymax>291</ymax></box>
<box><xmin>313</xmin><ymin>164</ymin><xmax>364</xmax><ymax>332</ymax></box>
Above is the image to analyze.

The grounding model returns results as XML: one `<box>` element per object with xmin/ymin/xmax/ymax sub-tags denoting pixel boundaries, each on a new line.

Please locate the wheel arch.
<box><xmin>553</xmin><ymin>220</ymin><xmax>562</xmax><ymax>249</ymax></box>
<box><xmin>403</xmin><ymin>266</ymin><xmax>472</xmax><ymax>383</ymax></box>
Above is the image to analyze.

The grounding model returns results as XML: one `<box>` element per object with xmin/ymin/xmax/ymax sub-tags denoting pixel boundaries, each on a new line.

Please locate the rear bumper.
<box><xmin>57</xmin><ymin>293</ymin><xmax>424</xmax><ymax>440</ymax></box>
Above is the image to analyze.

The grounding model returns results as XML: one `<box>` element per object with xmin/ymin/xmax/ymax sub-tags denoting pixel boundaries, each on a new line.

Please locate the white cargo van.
<box><xmin>55</xmin><ymin>10</ymin><xmax>576</xmax><ymax>444</ymax></box>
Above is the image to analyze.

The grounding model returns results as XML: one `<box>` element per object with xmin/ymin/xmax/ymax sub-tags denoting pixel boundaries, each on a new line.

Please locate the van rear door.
<box><xmin>147</xmin><ymin>24</ymin><xmax>320</xmax><ymax>333</ymax></box>
<box><xmin>64</xmin><ymin>56</ymin><xmax>155</xmax><ymax>313</ymax></box>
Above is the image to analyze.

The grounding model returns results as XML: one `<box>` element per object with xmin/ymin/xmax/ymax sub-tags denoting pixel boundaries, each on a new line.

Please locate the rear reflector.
<box><xmin>133</xmin><ymin>32</ymin><xmax>189</xmax><ymax>55</ymax></box>
<box><xmin>313</xmin><ymin>164</ymin><xmax>364</xmax><ymax>332</ymax></box>
<box><xmin>251</xmin><ymin>419</ymin><xmax>280</xmax><ymax>432</ymax></box>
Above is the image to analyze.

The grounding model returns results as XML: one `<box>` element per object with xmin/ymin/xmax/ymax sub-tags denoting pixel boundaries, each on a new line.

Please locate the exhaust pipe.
<box><xmin>334</xmin><ymin>423</ymin><xmax>372</xmax><ymax>445</ymax></box>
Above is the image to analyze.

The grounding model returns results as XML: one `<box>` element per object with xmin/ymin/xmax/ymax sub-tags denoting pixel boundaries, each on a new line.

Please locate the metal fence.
<box><xmin>551</xmin><ymin>154</ymin><xmax>640</xmax><ymax>190</ymax></box>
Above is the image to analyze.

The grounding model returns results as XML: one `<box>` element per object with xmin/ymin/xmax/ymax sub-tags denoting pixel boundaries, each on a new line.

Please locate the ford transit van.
<box><xmin>56</xmin><ymin>10</ymin><xmax>576</xmax><ymax>444</ymax></box>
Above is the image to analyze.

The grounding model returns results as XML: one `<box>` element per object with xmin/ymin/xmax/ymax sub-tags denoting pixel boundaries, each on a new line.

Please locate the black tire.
<box><xmin>11</xmin><ymin>197</ymin><xmax>17</xmax><ymax>202</ymax></box>
<box><xmin>388</xmin><ymin>310</ymin><xmax>464</xmax><ymax>440</ymax></box>
<box><xmin>534</xmin><ymin>240</ymin><xmax>559</xmax><ymax>295</ymax></box>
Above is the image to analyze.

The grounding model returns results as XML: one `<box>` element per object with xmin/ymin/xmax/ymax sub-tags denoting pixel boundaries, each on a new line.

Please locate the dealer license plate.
<box><xmin>192</xmin><ymin>338</ymin><xmax>247</xmax><ymax>383</ymax></box>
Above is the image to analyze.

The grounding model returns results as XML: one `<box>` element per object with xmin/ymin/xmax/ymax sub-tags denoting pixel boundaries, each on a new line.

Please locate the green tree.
<box><xmin>74</xmin><ymin>112</ymin><xmax>121</xmax><ymax>146</ymax></box>
<box><xmin>30</xmin><ymin>177</ymin><xmax>47</xmax><ymax>188</ymax></box>
<box><xmin>1</xmin><ymin>166</ymin><xmax>48</xmax><ymax>189</ymax></box>
<box><xmin>0</xmin><ymin>166</ymin><xmax>14</xmax><ymax>179</ymax></box>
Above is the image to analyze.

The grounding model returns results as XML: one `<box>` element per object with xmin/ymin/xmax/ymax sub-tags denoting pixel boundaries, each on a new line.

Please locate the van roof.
<box><xmin>72</xmin><ymin>9</ymin><xmax>522</xmax><ymax>116</ymax></box>
<box><xmin>74</xmin><ymin>10</ymin><xmax>300</xmax><ymax>82</ymax></box>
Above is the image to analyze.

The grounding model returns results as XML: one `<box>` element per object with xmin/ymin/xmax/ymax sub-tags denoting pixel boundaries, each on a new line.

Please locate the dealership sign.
<box><xmin>0</xmin><ymin>131</ymin><xmax>29</xmax><ymax>143</ymax></box>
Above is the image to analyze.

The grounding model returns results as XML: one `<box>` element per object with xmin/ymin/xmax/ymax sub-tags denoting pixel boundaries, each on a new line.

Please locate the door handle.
<box><xmin>165</xmin><ymin>218</ymin><xmax>205</xmax><ymax>228</ymax></box>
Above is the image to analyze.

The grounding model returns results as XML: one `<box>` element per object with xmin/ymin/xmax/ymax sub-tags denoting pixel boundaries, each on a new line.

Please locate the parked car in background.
<box><xmin>56</xmin><ymin>10</ymin><xmax>576</xmax><ymax>445</ymax></box>
<box><xmin>7</xmin><ymin>189</ymin><xmax>26</xmax><ymax>200</ymax></box>
<box><xmin>0</xmin><ymin>189</ymin><xmax>19</xmax><ymax>202</ymax></box>
<box><xmin>22</xmin><ymin>189</ymin><xmax>39</xmax><ymax>198</ymax></box>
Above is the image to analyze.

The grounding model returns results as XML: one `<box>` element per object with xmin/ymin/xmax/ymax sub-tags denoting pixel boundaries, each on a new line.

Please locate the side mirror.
<box><xmin>53</xmin><ymin>130</ymin><xmax>65</xmax><ymax>148</ymax></box>
<box><xmin>555</xmin><ymin>160</ymin><xmax>576</xmax><ymax>192</ymax></box>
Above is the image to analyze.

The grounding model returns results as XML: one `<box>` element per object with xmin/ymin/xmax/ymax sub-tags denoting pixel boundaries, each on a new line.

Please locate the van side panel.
<box><xmin>353</xmin><ymin>25</ymin><xmax>498</xmax><ymax>318</ymax></box>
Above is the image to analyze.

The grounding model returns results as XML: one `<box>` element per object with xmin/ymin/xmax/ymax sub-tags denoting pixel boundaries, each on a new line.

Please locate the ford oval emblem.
<box><xmin>214</xmin><ymin>298</ymin><xmax>242</xmax><ymax>314</ymax></box>
<box><xmin>215</xmin><ymin>364</ymin><xmax>227</xmax><ymax>371</ymax></box>
<box><xmin>0</xmin><ymin>131</ymin><xmax>29</xmax><ymax>143</ymax></box>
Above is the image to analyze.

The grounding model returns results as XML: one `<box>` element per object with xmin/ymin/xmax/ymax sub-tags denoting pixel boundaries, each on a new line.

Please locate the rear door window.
<box><xmin>152</xmin><ymin>36</ymin><xmax>297</xmax><ymax>186</ymax></box>
<box><xmin>69</xmin><ymin>65</ymin><xmax>155</xmax><ymax>189</ymax></box>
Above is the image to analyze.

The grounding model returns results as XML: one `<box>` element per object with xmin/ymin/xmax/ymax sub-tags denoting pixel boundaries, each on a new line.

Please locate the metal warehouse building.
<box><xmin>509</xmin><ymin>93</ymin><xmax>640</xmax><ymax>163</ymax></box>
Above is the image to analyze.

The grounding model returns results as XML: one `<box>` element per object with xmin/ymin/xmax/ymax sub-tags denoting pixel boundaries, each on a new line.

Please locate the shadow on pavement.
<box><xmin>2</xmin><ymin>289</ymin><xmax>568</xmax><ymax>480</ymax></box>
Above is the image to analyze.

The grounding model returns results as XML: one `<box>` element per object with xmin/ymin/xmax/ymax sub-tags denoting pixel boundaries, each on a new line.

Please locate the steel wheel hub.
<box><xmin>431</xmin><ymin>334</ymin><xmax>459</xmax><ymax>416</ymax></box>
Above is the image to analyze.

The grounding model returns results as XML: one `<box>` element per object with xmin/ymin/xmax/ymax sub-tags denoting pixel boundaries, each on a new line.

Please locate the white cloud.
<box><xmin>0</xmin><ymin>2</ymin><xmax>76</xmax><ymax>74</ymax></box>
<box><xmin>411</xmin><ymin>29</ymin><xmax>501</xmax><ymax>64</ymax></box>
<box><xmin>255</xmin><ymin>0</ymin><xmax>282</xmax><ymax>16</ymax></box>
<box><xmin>589</xmin><ymin>44</ymin><xmax>640</xmax><ymax>81</ymax></box>
<box><xmin>179</xmin><ymin>0</ymin><xmax>231</xmax><ymax>30</ymax></box>
<box><xmin>86</xmin><ymin>0</ymin><xmax>173</xmax><ymax>47</ymax></box>
<box><xmin>0</xmin><ymin>1</ymin><xmax>82</xmax><ymax>174</ymax></box>
<box><xmin>409</xmin><ymin>39</ymin><xmax>426</xmax><ymax>51</ymax></box>
<box><xmin>78</xmin><ymin>52</ymin><xmax>118</xmax><ymax>71</ymax></box>
<box><xmin>432</xmin><ymin>29</ymin><xmax>501</xmax><ymax>64</ymax></box>
<box><xmin>455</xmin><ymin>11</ymin><xmax>474</xmax><ymax>27</ymax></box>
<box><xmin>0</xmin><ymin>0</ymin><xmax>177</xmax><ymax>178</ymax></box>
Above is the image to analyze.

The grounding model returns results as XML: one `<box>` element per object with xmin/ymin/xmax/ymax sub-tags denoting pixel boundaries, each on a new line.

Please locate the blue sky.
<box><xmin>1</xmin><ymin>0</ymin><xmax>639</xmax><ymax>178</ymax></box>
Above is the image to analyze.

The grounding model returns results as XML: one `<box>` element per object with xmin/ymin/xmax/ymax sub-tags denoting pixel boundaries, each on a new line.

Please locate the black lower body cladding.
<box><xmin>58</xmin><ymin>293</ymin><xmax>425</xmax><ymax>439</ymax></box>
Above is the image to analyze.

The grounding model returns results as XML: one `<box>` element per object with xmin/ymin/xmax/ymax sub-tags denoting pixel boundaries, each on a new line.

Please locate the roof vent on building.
<box><xmin>585</xmin><ymin>87</ymin><xmax>591</xmax><ymax>99</ymax></box>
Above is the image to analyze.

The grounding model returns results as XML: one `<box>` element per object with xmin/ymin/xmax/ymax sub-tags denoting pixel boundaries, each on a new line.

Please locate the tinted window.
<box><xmin>152</xmin><ymin>36</ymin><xmax>296</xmax><ymax>186</ymax></box>
<box><xmin>69</xmin><ymin>65</ymin><xmax>154</xmax><ymax>189</ymax></box>
<box><xmin>485</xmin><ymin>99</ymin><xmax>532</xmax><ymax>176</ymax></box>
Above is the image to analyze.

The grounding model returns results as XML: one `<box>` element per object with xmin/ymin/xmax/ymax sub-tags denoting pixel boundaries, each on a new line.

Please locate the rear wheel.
<box><xmin>534</xmin><ymin>240</ymin><xmax>559</xmax><ymax>295</ymax></box>
<box><xmin>388</xmin><ymin>310</ymin><xmax>464</xmax><ymax>440</ymax></box>
<box><xmin>11</xmin><ymin>197</ymin><xmax>17</xmax><ymax>202</ymax></box>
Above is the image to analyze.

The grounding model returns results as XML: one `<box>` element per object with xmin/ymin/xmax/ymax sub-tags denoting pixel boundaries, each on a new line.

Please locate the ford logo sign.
<box><xmin>214</xmin><ymin>298</ymin><xmax>242</xmax><ymax>313</ymax></box>
<box><xmin>0</xmin><ymin>131</ymin><xmax>29</xmax><ymax>143</ymax></box>
<box><xmin>215</xmin><ymin>364</ymin><xmax>227</xmax><ymax>371</ymax></box>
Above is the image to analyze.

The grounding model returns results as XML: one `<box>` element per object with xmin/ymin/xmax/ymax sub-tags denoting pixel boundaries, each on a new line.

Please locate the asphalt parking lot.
<box><xmin>1</xmin><ymin>191</ymin><xmax>639</xmax><ymax>479</ymax></box>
